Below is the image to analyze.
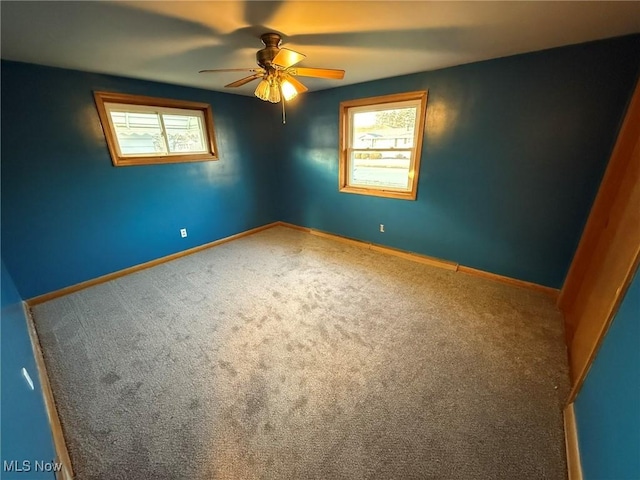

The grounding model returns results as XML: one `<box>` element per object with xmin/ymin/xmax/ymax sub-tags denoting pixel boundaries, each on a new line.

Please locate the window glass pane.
<box><xmin>97</xmin><ymin>93</ymin><xmax>218</xmax><ymax>166</ymax></box>
<box><xmin>109</xmin><ymin>111</ymin><xmax>167</xmax><ymax>155</ymax></box>
<box><xmin>350</xmin><ymin>150</ymin><xmax>411</xmax><ymax>189</ymax></box>
<box><xmin>352</xmin><ymin>107</ymin><xmax>417</xmax><ymax>148</ymax></box>
<box><xmin>162</xmin><ymin>114</ymin><xmax>206</xmax><ymax>154</ymax></box>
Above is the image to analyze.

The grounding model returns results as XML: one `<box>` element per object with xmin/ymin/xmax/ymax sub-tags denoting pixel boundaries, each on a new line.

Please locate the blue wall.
<box><xmin>2</xmin><ymin>36</ymin><xmax>639</xmax><ymax>478</ymax></box>
<box><xmin>278</xmin><ymin>35</ymin><xmax>640</xmax><ymax>288</ymax></box>
<box><xmin>1</xmin><ymin>260</ymin><xmax>56</xmax><ymax>479</ymax></box>
<box><xmin>2</xmin><ymin>37</ymin><xmax>639</xmax><ymax>295</ymax></box>
<box><xmin>574</xmin><ymin>268</ymin><xmax>640</xmax><ymax>479</ymax></box>
<box><xmin>1</xmin><ymin>60</ymin><xmax>279</xmax><ymax>298</ymax></box>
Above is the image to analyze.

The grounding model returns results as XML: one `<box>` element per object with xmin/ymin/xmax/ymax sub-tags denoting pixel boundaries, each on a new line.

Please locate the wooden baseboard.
<box><xmin>458</xmin><ymin>265</ymin><xmax>559</xmax><ymax>298</ymax></box>
<box><xmin>564</xmin><ymin>403</ymin><xmax>584</xmax><ymax>480</ymax></box>
<box><xmin>278</xmin><ymin>222</ymin><xmax>458</xmax><ymax>271</ymax></box>
<box><xmin>274</xmin><ymin>221</ymin><xmax>309</xmax><ymax>232</ymax></box>
<box><xmin>27</xmin><ymin>222</ymin><xmax>280</xmax><ymax>306</ymax></box>
<box><xmin>277</xmin><ymin>222</ymin><xmax>558</xmax><ymax>295</ymax></box>
<box><xmin>368</xmin><ymin>244</ymin><xmax>458</xmax><ymax>271</ymax></box>
<box><xmin>24</xmin><ymin>303</ymin><xmax>74</xmax><ymax>480</ymax></box>
<box><xmin>27</xmin><ymin>219</ymin><xmax>558</xmax><ymax>306</ymax></box>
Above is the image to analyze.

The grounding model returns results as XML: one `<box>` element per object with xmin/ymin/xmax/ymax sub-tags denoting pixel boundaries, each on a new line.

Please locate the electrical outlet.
<box><xmin>180</xmin><ymin>228</ymin><xmax>187</xmax><ymax>238</ymax></box>
<box><xmin>380</xmin><ymin>224</ymin><xmax>385</xmax><ymax>233</ymax></box>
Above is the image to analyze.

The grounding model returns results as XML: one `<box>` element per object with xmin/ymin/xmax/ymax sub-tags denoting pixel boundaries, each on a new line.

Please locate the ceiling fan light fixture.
<box><xmin>268</xmin><ymin>78</ymin><xmax>281</xmax><ymax>103</ymax></box>
<box><xmin>268</xmin><ymin>86</ymin><xmax>281</xmax><ymax>104</ymax></box>
<box><xmin>280</xmin><ymin>79</ymin><xmax>298</xmax><ymax>101</ymax></box>
<box><xmin>254</xmin><ymin>79</ymin><xmax>270</xmax><ymax>101</ymax></box>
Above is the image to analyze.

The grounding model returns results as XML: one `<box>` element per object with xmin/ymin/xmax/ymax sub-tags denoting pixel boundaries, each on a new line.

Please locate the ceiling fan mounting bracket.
<box><xmin>260</xmin><ymin>33</ymin><xmax>282</xmax><ymax>48</ymax></box>
<box><xmin>256</xmin><ymin>33</ymin><xmax>283</xmax><ymax>69</ymax></box>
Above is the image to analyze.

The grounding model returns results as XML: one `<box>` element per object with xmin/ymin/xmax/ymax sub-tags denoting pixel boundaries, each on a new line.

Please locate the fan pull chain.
<box><xmin>281</xmin><ymin>93</ymin><xmax>286</xmax><ymax>124</ymax></box>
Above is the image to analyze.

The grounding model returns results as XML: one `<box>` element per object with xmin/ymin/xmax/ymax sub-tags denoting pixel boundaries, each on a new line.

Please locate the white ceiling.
<box><xmin>1</xmin><ymin>1</ymin><xmax>639</xmax><ymax>96</ymax></box>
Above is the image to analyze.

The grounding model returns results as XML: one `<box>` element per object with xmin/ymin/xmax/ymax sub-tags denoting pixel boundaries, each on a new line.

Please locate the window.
<box><xmin>94</xmin><ymin>91</ymin><xmax>218</xmax><ymax>166</ymax></box>
<box><xmin>339</xmin><ymin>91</ymin><xmax>428</xmax><ymax>200</ymax></box>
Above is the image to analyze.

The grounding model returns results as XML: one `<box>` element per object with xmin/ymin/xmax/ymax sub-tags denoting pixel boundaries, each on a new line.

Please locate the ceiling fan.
<box><xmin>199</xmin><ymin>33</ymin><xmax>345</xmax><ymax>121</ymax></box>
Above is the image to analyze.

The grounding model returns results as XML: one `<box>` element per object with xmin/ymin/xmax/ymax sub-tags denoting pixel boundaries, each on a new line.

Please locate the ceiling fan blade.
<box><xmin>283</xmin><ymin>74</ymin><xmax>308</xmax><ymax>93</ymax></box>
<box><xmin>288</xmin><ymin>67</ymin><xmax>345</xmax><ymax>80</ymax></box>
<box><xmin>225</xmin><ymin>74</ymin><xmax>263</xmax><ymax>88</ymax></box>
<box><xmin>199</xmin><ymin>68</ymin><xmax>264</xmax><ymax>74</ymax></box>
<box><xmin>272</xmin><ymin>48</ymin><xmax>306</xmax><ymax>69</ymax></box>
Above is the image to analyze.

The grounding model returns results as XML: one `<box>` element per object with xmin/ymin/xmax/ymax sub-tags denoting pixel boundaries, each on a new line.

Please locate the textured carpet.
<box><xmin>32</xmin><ymin>226</ymin><xmax>570</xmax><ymax>479</ymax></box>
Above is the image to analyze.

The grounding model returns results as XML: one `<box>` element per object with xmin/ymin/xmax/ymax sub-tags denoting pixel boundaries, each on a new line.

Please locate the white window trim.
<box><xmin>339</xmin><ymin>91</ymin><xmax>428</xmax><ymax>200</ymax></box>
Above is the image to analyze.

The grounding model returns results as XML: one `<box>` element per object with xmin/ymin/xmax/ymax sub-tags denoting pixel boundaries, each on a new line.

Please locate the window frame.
<box><xmin>338</xmin><ymin>91</ymin><xmax>428</xmax><ymax>200</ymax></box>
<box><xmin>94</xmin><ymin>91</ymin><xmax>219</xmax><ymax>167</ymax></box>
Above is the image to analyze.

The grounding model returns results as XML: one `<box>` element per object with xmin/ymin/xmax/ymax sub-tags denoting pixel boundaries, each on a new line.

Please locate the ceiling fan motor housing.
<box><xmin>257</xmin><ymin>33</ymin><xmax>282</xmax><ymax>69</ymax></box>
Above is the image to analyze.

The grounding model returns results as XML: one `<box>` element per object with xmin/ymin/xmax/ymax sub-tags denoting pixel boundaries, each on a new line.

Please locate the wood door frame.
<box><xmin>558</xmin><ymin>79</ymin><xmax>640</xmax><ymax>402</ymax></box>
